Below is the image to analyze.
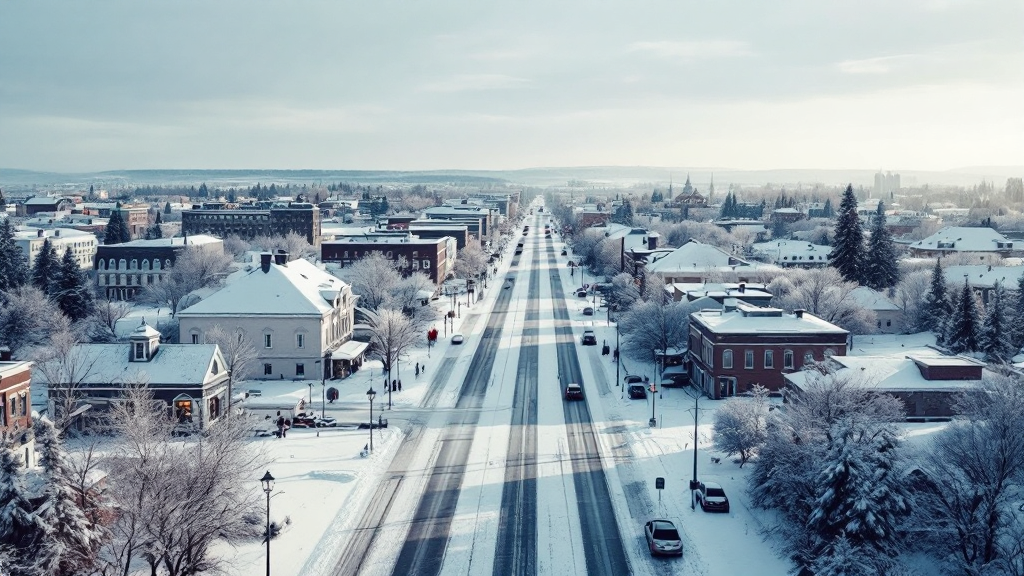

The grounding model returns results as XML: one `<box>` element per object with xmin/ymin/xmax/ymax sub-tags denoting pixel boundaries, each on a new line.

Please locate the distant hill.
<box><xmin>1</xmin><ymin>165</ymin><xmax>1021</xmax><ymax>190</ymax></box>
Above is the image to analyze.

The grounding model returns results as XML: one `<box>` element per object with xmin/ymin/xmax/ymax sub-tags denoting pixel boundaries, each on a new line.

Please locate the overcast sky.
<box><xmin>1</xmin><ymin>1</ymin><xmax>1021</xmax><ymax>173</ymax></box>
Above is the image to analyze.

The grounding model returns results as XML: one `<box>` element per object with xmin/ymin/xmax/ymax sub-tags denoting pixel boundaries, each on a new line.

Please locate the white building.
<box><xmin>909</xmin><ymin>227</ymin><xmax>1018</xmax><ymax>262</ymax></box>
<box><xmin>750</xmin><ymin>240</ymin><xmax>831</xmax><ymax>268</ymax></box>
<box><xmin>15</xmin><ymin>227</ymin><xmax>98</xmax><ymax>269</ymax></box>
<box><xmin>848</xmin><ymin>286</ymin><xmax>902</xmax><ymax>334</ymax></box>
<box><xmin>645</xmin><ymin>239</ymin><xmax>776</xmax><ymax>284</ymax></box>
<box><xmin>178</xmin><ymin>253</ymin><xmax>359</xmax><ymax>380</ymax></box>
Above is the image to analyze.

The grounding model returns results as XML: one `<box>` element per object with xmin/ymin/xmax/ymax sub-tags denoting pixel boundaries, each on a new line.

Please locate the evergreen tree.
<box><xmin>823</xmin><ymin>198</ymin><xmax>833</xmax><ymax>218</ymax></box>
<box><xmin>980</xmin><ymin>282</ymin><xmax>1013</xmax><ymax>363</ymax></box>
<box><xmin>164</xmin><ymin>201</ymin><xmax>172</xmax><ymax>214</ymax></box>
<box><xmin>31</xmin><ymin>238</ymin><xmax>59</xmax><ymax>295</ymax></box>
<box><xmin>103</xmin><ymin>209</ymin><xmax>130</xmax><ymax>245</ymax></box>
<box><xmin>946</xmin><ymin>279</ymin><xmax>981</xmax><ymax>354</ymax></box>
<box><xmin>863</xmin><ymin>201</ymin><xmax>899</xmax><ymax>290</ymax></box>
<box><xmin>31</xmin><ymin>419</ymin><xmax>106</xmax><ymax>576</ymax></box>
<box><xmin>0</xmin><ymin>218</ymin><xmax>30</xmax><ymax>292</ymax></box>
<box><xmin>0</xmin><ymin>443</ymin><xmax>38</xmax><ymax>572</ymax></box>
<box><xmin>1012</xmin><ymin>272</ymin><xmax>1024</xmax><ymax>355</ymax></box>
<box><xmin>54</xmin><ymin>247</ymin><xmax>94</xmax><ymax>321</ymax></box>
<box><xmin>829</xmin><ymin>185</ymin><xmax>865</xmax><ymax>284</ymax></box>
<box><xmin>198</xmin><ymin>182</ymin><xmax>209</xmax><ymax>198</ymax></box>
<box><xmin>922</xmin><ymin>259</ymin><xmax>951</xmax><ymax>337</ymax></box>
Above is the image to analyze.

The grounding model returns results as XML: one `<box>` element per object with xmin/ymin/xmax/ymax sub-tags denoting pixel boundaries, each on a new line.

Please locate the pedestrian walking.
<box><xmin>392</xmin><ymin>379</ymin><xmax>397</xmax><ymax>392</ymax></box>
<box><xmin>276</xmin><ymin>412</ymin><xmax>285</xmax><ymax>439</ymax></box>
<box><xmin>398</xmin><ymin>380</ymin><xmax>403</xmax><ymax>392</ymax></box>
<box><xmin>415</xmin><ymin>363</ymin><xmax>420</xmax><ymax>377</ymax></box>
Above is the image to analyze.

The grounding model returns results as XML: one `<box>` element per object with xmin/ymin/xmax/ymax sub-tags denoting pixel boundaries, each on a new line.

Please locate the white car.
<box><xmin>451</xmin><ymin>333</ymin><xmax>465</xmax><ymax>344</ymax></box>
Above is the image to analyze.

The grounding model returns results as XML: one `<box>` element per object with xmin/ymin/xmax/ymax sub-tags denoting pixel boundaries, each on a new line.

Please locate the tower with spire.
<box><xmin>708</xmin><ymin>173</ymin><xmax>715</xmax><ymax>205</ymax></box>
<box><xmin>682</xmin><ymin>173</ymin><xmax>694</xmax><ymax>196</ymax></box>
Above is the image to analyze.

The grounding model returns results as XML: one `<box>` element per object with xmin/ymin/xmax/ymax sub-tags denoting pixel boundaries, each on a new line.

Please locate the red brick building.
<box><xmin>0</xmin><ymin>359</ymin><xmax>35</xmax><ymax>467</ymax></box>
<box><xmin>688</xmin><ymin>303</ymin><xmax>849</xmax><ymax>399</ymax></box>
<box><xmin>321</xmin><ymin>235</ymin><xmax>453</xmax><ymax>285</ymax></box>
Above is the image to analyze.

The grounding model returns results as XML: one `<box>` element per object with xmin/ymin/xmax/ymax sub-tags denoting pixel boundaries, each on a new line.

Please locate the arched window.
<box><xmin>783</xmin><ymin>350</ymin><xmax>794</xmax><ymax>369</ymax></box>
<box><xmin>130</xmin><ymin>259</ymin><xmax>138</xmax><ymax>269</ymax></box>
<box><xmin>722</xmin><ymin>349</ymin><xmax>733</xmax><ymax>369</ymax></box>
<box><xmin>153</xmin><ymin>259</ymin><xmax>161</xmax><ymax>270</ymax></box>
<box><xmin>142</xmin><ymin>259</ymin><xmax>150</xmax><ymax>270</ymax></box>
<box><xmin>118</xmin><ymin>259</ymin><xmax>127</xmax><ymax>270</ymax></box>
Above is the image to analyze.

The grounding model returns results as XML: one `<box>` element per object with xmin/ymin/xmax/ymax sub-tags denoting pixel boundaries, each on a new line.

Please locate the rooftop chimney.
<box><xmin>648</xmin><ymin>233</ymin><xmax>659</xmax><ymax>250</ymax></box>
<box><xmin>260</xmin><ymin>253</ymin><xmax>272</xmax><ymax>273</ymax></box>
<box><xmin>794</xmin><ymin>309</ymin><xmax>805</xmax><ymax>319</ymax></box>
<box><xmin>274</xmin><ymin>250</ymin><xmax>288</xmax><ymax>266</ymax></box>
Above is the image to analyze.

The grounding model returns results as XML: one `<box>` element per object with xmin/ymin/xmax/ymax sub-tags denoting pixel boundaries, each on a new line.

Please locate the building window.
<box><xmin>784</xmin><ymin>350</ymin><xmax>794</xmax><ymax>369</ymax></box>
<box><xmin>296</xmin><ymin>334</ymin><xmax>304</xmax><ymax>349</ymax></box>
<box><xmin>264</xmin><ymin>363</ymin><xmax>272</xmax><ymax>375</ymax></box>
<box><xmin>423</xmin><ymin>260</ymin><xmax>430</xmax><ymax>269</ymax></box>
<box><xmin>744</xmin><ymin>350</ymin><xmax>754</xmax><ymax>369</ymax></box>
<box><xmin>722</xmin><ymin>349</ymin><xmax>733</xmax><ymax>369</ymax></box>
<box><xmin>296</xmin><ymin>363</ymin><xmax>305</xmax><ymax>376</ymax></box>
<box><xmin>764</xmin><ymin>350</ymin><xmax>774</xmax><ymax>369</ymax></box>
<box><xmin>135</xmin><ymin>343</ymin><xmax>145</xmax><ymax>359</ymax></box>
<box><xmin>264</xmin><ymin>334</ymin><xmax>272</xmax><ymax>348</ymax></box>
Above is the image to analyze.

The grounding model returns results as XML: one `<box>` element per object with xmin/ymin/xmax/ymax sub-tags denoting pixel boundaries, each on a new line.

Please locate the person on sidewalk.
<box><xmin>398</xmin><ymin>380</ymin><xmax>403</xmax><ymax>392</ymax></box>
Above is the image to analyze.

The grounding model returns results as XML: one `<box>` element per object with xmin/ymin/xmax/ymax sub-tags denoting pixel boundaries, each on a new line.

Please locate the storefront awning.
<box><xmin>331</xmin><ymin>340</ymin><xmax>369</xmax><ymax>361</ymax></box>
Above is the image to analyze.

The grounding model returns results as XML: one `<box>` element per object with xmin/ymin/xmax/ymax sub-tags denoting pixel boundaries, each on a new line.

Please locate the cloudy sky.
<box><xmin>1</xmin><ymin>1</ymin><xmax>1021</xmax><ymax>172</ymax></box>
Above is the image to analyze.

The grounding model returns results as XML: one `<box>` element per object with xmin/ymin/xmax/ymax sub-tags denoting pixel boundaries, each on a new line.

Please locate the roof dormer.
<box><xmin>129</xmin><ymin>318</ymin><xmax>161</xmax><ymax>362</ymax></box>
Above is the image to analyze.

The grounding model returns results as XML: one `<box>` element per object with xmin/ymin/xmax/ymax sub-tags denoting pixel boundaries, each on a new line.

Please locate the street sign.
<box><xmin>655</xmin><ymin>477</ymin><xmax>665</xmax><ymax>490</ymax></box>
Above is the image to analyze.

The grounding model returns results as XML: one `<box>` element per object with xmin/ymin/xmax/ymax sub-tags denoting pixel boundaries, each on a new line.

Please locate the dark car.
<box><xmin>644</xmin><ymin>519</ymin><xmax>683</xmax><ymax>557</ymax></box>
<box><xmin>582</xmin><ymin>306</ymin><xmax>594</xmax><ymax>316</ymax></box>
<box><xmin>695</xmin><ymin>481</ymin><xmax>730</xmax><ymax>513</ymax></box>
<box><xmin>628</xmin><ymin>384</ymin><xmax>647</xmax><ymax>399</ymax></box>
<box><xmin>564</xmin><ymin>383</ymin><xmax>584</xmax><ymax>400</ymax></box>
<box><xmin>576</xmin><ymin>288</ymin><xmax>588</xmax><ymax>298</ymax></box>
<box><xmin>581</xmin><ymin>330</ymin><xmax>597</xmax><ymax>345</ymax></box>
<box><xmin>624</xmin><ymin>374</ymin><xmax>643</xmax><ymax>385</ymax></box>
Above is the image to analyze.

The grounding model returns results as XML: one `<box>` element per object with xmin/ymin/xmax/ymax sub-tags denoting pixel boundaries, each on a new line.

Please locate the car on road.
<box><xmin>314</xmin><ymin>416</ymin><xmax>338</xmax><ymax>428</ymax></box>
<box><xmin>564</xmin><ymin>383</ymin><xmax>584</xmax><ymax>400</ymax></box>
<box><xmin>575</xmin><ymin>288</ymin><xmax>588</xmax><ymax>297</ymax></box>
<box><xmin>582</xmin><ymin>306</ymin><xmax>594</xmax><ymax>316</ymax></box>
<box><xmin>628</xmin><ymin>384</ymin><xmax>648</xmax><ymax>399</ymax></box>
<box><xmin>561</xmin><ymin>249</ymin><xmax>568</xmax><ymax>256</ymax></box>
<box><xmin>581</xmin><ymin>330</ymin><xmax>597</xmax><ymax>345</ymax></box>
<box><xmin>695</xmin><ymin>481</ymin><xmax>730</xmax><ymax>512</ymax></box>
<box><xmin>451</xmin><ymin>333</ymin><xmax>465</xmax><ymax>344</ymax></box>
<box><xmin>624</xmin><ymin>374</ymin><xmax>643</xmax><ymax>384</ymax></box>
<box><xmin>644</xmin><ymin>519</ymin><xmax>683</xmax><ymax>557</ymax></box>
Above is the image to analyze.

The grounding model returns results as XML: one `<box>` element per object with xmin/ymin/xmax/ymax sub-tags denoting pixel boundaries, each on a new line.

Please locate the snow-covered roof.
<box><xmin>15</xmin><ymin>227</ymin><xmax>94</xmax><ymax>241</ymax></box>
<box><xmin>178</xmin><ymin>258</ymin><xmax>346</xmax><ymax>317</ymax></box>
<box><xmin>750</xmin><ymin>240</ymin><xmax>831</xmax><ymax>264</ymax></box>
<box><xmin>112</xmin><ymin>235</ymin><xmax>221</xmax><ymax>248</ymax></box>
<box><xmin>34</xmin><ymin>344</ymin><xmax>222</xmax><ymax>386</ymax></box>
<box><xmin>25</xmin><ymin>196</ymin><xmax>66</xmax><ymax>205</ymax></box>
<box><xmin>847</xmin><ymin>287</ymin><xmax>900</xmax><ymax>311</ymax></box>
<box><xmin>691</xmin><ymin>303</ymin><xmax>848</xmax><ymax>335</ymax></box>
<box><xmin>647</xmin><ymin>240</ymin><xmax>758</xmax><ymax>274</ymax></box>
<box><xmin>672</xmin><ymin>282</ymin><xmax>772</xmax><ymax>300</ymax></box>
<box><xmin>909</xmin><ymin>226</ymin><xmax>1014</xmax><ymax>253</ymax></box>
<box><xmin>786</xmin><ymin>354</ymin><xmax>984</xmax><ymax>392</ymax></box>
<box><xmin>943</xmin><ymin>264</ymin><xmax>1024</xmax><ymax>290</ymax></box>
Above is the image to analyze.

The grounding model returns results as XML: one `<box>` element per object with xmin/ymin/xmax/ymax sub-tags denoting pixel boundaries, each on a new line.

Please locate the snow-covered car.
<box><xmin>575</xmin><ymin>288</ymin><xmax>588</xmax><ymax>298</ymax></box>
<box><xmin>582</xmin><ymin>307</ymin><xmax>594</xmax><ymax>316</ymax></box>
<box><xmin>290</xmin><ymin>413</ymin><xmax>318</xmax><ymax>428</ymax></box>
<box><xmin>644</xmin><ymin>519</ymin><xmax>683</xmax><ymax>557</ymax></box>
<box><xmin>628</xmin><ymin>384</ymin><xmax>647</xmax><ymax>399</ymax></box>
<box><xmin>314</xmin><ymin>416</ymin><xmax>338</xmax><ymax>428</ymax></box>
<box><xmin>581</xmin><ymin>330</ymin><xmax>597</xmax><ymax>345</ymax></box>
<box><xmin>564</xmin><ymin>383</ymin><xmax>584</xmax><ymax>400</ymax></box>
<box><xmin>695</xmin><ymin>481</ymin><xmax>730</xmax><ymax>513</ymax></box>
<box><xmin>451</xmin><ymin>333</ymin><xmax>465</xmax><ymax>344</ymax></box>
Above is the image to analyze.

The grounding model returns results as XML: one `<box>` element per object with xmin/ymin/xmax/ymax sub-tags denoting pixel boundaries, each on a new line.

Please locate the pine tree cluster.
<box><xmin>828</xmin><ymin>186</ymin><xmax>900</xmax><ymax>291</ymax></box>
<box><xmin>1</xmin><ymin>224</ymin><xmax>95</xmax><ymax>323</ymax></box>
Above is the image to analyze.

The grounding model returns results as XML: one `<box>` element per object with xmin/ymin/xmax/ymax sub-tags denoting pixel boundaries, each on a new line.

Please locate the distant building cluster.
<box><xmin>874</xmin><ymin>171</ymin><xmax>901</xmax><ymax>197</ymax></box>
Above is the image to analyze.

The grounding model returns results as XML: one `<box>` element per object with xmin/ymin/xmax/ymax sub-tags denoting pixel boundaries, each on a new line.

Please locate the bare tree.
<box><xmin>204</xmin><ymin>324</ymin><xmax>258</xmax><ymax>418</ymax></box>
<box><xmin>389</xmin><ymin>272</ymin><xmax>438</xmax><ymax>329</ymax></box>
<box><xmin>712</xmin><ymin>385</ymin><xmax>770</xmax><ymax>467</ymax></box>
<box><xmin>618</xmin><ymin>300</ymin><xmax>696</xmax><ymax>368</ymax></box>
<box><xmin>369</xmin><ymin>308</ymin><xmax>419</xmax><ymax>385</ymax></box>
<box><xmin>333</xmin><ymin>252</ymin><xmax>403</xmax><ymax>310</ymax></box>
<box><xmin>250</xmin><ymin>232</ymin><xmax>315</xmax><ymax>261</ymax></box>
<box><xmin>768</xmin><ymin>267</ymin><xmax>875</xmax><ymax>334</ymax></box>
<box><xmin>86</xmin><ymin>298</ymin><xmax>132</xmax><ymax>342</ymax></box>
<box><xmin>0</xmin><ymin>285</ymin><xmax>68</xmax><ymax>359</ymax></box>
<box><xmin>453</xmin><ymin>243</ymin><xmax>488</xmax><ymax>280</ymax></box>
<box><xmin>101</xmin><ymin>383</ymin><xmax>265</xmax><ymax>576</ymax></box>
<box><xmin>31</xmin><ymin>325</ymin><xmax>103</xmax><ymax>433</ymax></box>
<box><xmin>891</xmin><ymin>269</ymin><xmax>931</xmax><ymax>333</ymax></box>
<box><xmin>138</xmin><ymin>246</ymin><xmax>232</xmax><ymax>316</ymax></box>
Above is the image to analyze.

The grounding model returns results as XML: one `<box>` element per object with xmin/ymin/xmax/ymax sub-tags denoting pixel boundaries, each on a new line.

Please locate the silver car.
<box><xmin>644</xmin><ymin>519</ymin><xmax>683</xmax><ymax>557</ymax></box>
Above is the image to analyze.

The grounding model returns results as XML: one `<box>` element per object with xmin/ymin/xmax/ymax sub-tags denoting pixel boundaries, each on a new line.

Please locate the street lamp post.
<box><xmin>687</xmin><ymin>386</ymin><xmax>702</xmax><ymax>506</ymax></box>
<box><xmin>367</xmin><ymin>387</ymin><xmax>376</xmax><ymax>452</ymax></box>
<box><xmin>650</xmin><ymin>379</ymin><xmax>657</xmax><ymax>427</ymax></box>
<box><xmin>615</xmin><ymin>317</ymin><xmax>620</xmax><ymax>387</ymax></box>
<box><xmin>260</xmin><ymin>471</ymin><xmax>275</xmax><ymax>576</ymax></box>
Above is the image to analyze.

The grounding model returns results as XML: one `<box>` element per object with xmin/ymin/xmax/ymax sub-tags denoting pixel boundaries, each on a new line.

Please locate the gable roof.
<box><xmin>847</xmin><ymin>286</ymin><xmax>901</xmax><ymax>311</ymax></box>
<box><xmin>909</xmin><ymin>226</ymin><xmax>1013</xmax><ymax>253</ymax></box>
<box><xmin>178</xmin><ymin>258</ymin><xmax>345</xmax><ymax>317</ymax></box>
<box><xmin>647</xmin><ymin>240</ymin><xmax>755</xmax><ymax>274</ymax></box>
<box><xmin>35</xmin><ymin>344</ymin><xmax>223</xmax><ymax>387</ymax></box>
<box><xmin>943</xmin><ymin>264</ymin><xmax>1024</xmax><ymax>290</ymax></box>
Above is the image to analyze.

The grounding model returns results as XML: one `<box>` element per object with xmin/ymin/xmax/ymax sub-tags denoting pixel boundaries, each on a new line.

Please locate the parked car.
<box><xmin>576</xmin><ymin>288</ymin><xmax>588</xmax><ymax>298</ymax></box>
<box><xmin>644</xmin><ymin>519</ymin><xmax>683</xmax><ymax>557</ymax></box>
<box><xmin>695</xmin><ymin>481</ymin><xmax>730</xmax><ymax>513</ymax></box>
<box><xmin>561</xmin><ymin>249</ymin><xmax>568</xmax><ymax>256</ymax></box>
<box><xmin>582</xmin><ymin>307</ymin><xmax>594</xmax><ymax>316</ymax></box>
<box><xmin>314</xmin><ymin>416</ymin><xmax>338</xmax><ymax>428</ymax></box>
<box><xmin>291</xmin><ymin>413</ymin><xmax>318</xmax><ymax>428</ymax></box>
<box><xmin>628</xmin><ymin>384</ymin><xmax>648</xmax><ymax>399</ymax></box>
<box><xmin>624</xmin><ymin>374</ymin><xmax>643</xmax><ymax>385</ymax></box>
<box><xmin>451</xmin><ymin>333</ymin><xmax>465</xmax><ymax>344</ymax></box>
<box><xmin>581</xmin><ymin>330</ymin><xmax>597</xmax><ymax>345</ymax></box>
<box><xmin>564</xmin><ymin>383</ymin><xmax>584</xmax><ymax>400</ymax></box>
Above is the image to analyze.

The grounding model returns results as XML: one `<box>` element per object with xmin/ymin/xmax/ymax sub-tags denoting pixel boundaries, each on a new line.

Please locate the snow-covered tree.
<box><xmin>829</xmin><ymin>185</ymin><xmax>865</xmax><ymax>284</ymax></box>
<box><xmin>915</xmin><ymin>375</ymin><xmax>1024</xmax><ymax>575</ymax></box>
<box><xmin>389</xmin><ymin>272</ymin><xmax>438</xmax><ymax>328</ymax></box>
<box><xmin>249</xmin><ymin>231</ymin><xmax>315</xmax><ymax>261</ymax></box>
<box><xmin>606</xmin><ymin>272</ymin><xmax>641</xmax><ymax>312</ymax></box>
<box><xmin>0</xmin><ymin>441</ymin><xmax>38</xmax><ymax>574</ymax></box>
<box><xmin>809</xmin><ymin>535</ymin><xmax>882</xmax><ymax>576</ymax></box>
<box><xmin>30</xmin><ymin>418</ymin><xmax>106</xmax><ymax>576</ymax></box>
<box><xmin>203</xmin><ymin>324</ymin><xmax>258</xmax><ymax>416</ymax></box>
<box><xmin>1012</xmin><ymin>271</ymin><xmax>1024</xmax><ymax>355</ymax></box>
<box><xmin>103</xmin><ymin>209</ymin><xmax>131</xmax><ymax>245</ymax></box>
<box><xmin>921</xmin><ymin>259</ymin><xmax>951</xmax><ymax>338</ymax></box>
<box><xmin>890</xmin><ymin>269</ymin><xmax>930</xmax><ymax>334</ymax></box>
<box><xmin>453</xmin><ymin>243</ymin><xmax>488</xmax><ymax>280</ymax></box>
<box><xmin>369</xmin><ymin>307</ymin><xmax>419</xmax><ymax>385</ymax></box>
<box><xmin>0</xmin><ymin>286</ymin><xmax>68</xmax><ymax>359</ymax></box>
<box><xmin>30</xmin><ymin>238</ymin><xmax>59</xmax><ymax>295</ymax></box>
<box><xmin>712</xmin><ymin>385</ymin><xmax>770</xmax><ymax>467</ymax></box>
<box><xmin>618</xmin><ymin>300</ymin><xmax>695</xmax><ymax>367</ymax></box>
<box><xmin>138</xmin><ymin>245</ymin><xmax>232</xmax><ymax>316</ymax></box>
<box><xmin>0</xmin><ymin>218</ymin><xmax>30</xmax><ymax>292</ymax></box>
<box><xmin>333</xmin><ymin>252</ymin><xmax>403</xmax><ymax>310</ymax></box>
<box><xmin>980</xmin><ymin>282</ymin><xmax>1014</xmax><ymax>363</ymax></box>
<box><xmin>768</xmin><ymin>267</ymin><xmax>875</xmax><ymax>334</ymax></box>
<box><xmin>945</xmin><ymin>279</ymin><xmax>981</xmax><ymax>354</ymax></box>
<box><xmin>53</xmin><ymin>247</ymin><xmax>94</xmax><ymax>322</ymax></box>
<box><xmin>85</xmin><ymin>298</ymin><xmax>131</xmax><ymax>342</ymax></box>
<box><xmin>863</xmin><ymin>201</ymin><xmax>900</xmax><ymax>291</ymax></box>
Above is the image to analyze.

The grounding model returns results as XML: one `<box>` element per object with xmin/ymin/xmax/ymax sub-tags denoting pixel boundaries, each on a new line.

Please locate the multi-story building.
<box><xmin>0</xmin><ymin>358</ymin><xmax>35</xmax><ymax>467</ymax></box>
<box><xmin>423</xmin><ymin>206</ymin><xmax>492</xmax><ymax>243</ymax></box>
<box><xmin>908</xmin><ymin>226</ymin><xmax>1018</xmax><ymax>262</ymax></box>
<box><xmin>321</xmin><ymin>234</ymin><xmax>453</xmax><ymax>285</ymax></box>
<box><xmin>182</xmin><ymin>202</ymin><xmax>321</xmax><ymax>247</ymax></box>
<box><xmin>688</xmin><ymin>302</ymin><xmax>849</xmax><ymax>399</ymax></box>
<box><xmin>94</xmin><ymin>235</ymin><xmax>223</xmax><ymax>300</ymax></box>
<box><xmin>15</xmin><ymin>227</ymin><xmax>98</xmax><ymax>269</ymax></box>
<box><xmin>22</xmin><ymin>196</ymin><xmax>73</xmax><ymax>216</ymax></box>
<box><xmin>749</xmin><ymin>240</ymin><xmax>831</xmax><ymax>268</ymax></box>
<box><xmin>645</xmin><ymin>239</ymin><xmax>774</xmax><ymax>285</ymax></box>
<box><xmin>178</xmin><ymin>254</ymin><xmax>358</xmax><ymax>380</ymax></box>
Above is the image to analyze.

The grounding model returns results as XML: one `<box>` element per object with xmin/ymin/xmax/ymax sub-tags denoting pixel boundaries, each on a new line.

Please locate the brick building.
<box><xmin>182</xmin><ymin>202</ymin><xmax>321</xmax><ymax>247</ymax></box>
<box><xmin>0</xmin><ymin>359</ymin><xmax>36</xmax><ymax>468</ymax></box>
<box><xmin>321</xmin><ymin>234</ymin><xmax>453</xmax><ymax>285</ymax></box>
<box><xmin>94</xmin><ymin>235</ymin><xmax>224</xmax><ymax>300</ymax></box>
<box><xmin>688</xmin><ymin>302</ymin><xmax>849</xmax><ymax>399</ymax></box>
